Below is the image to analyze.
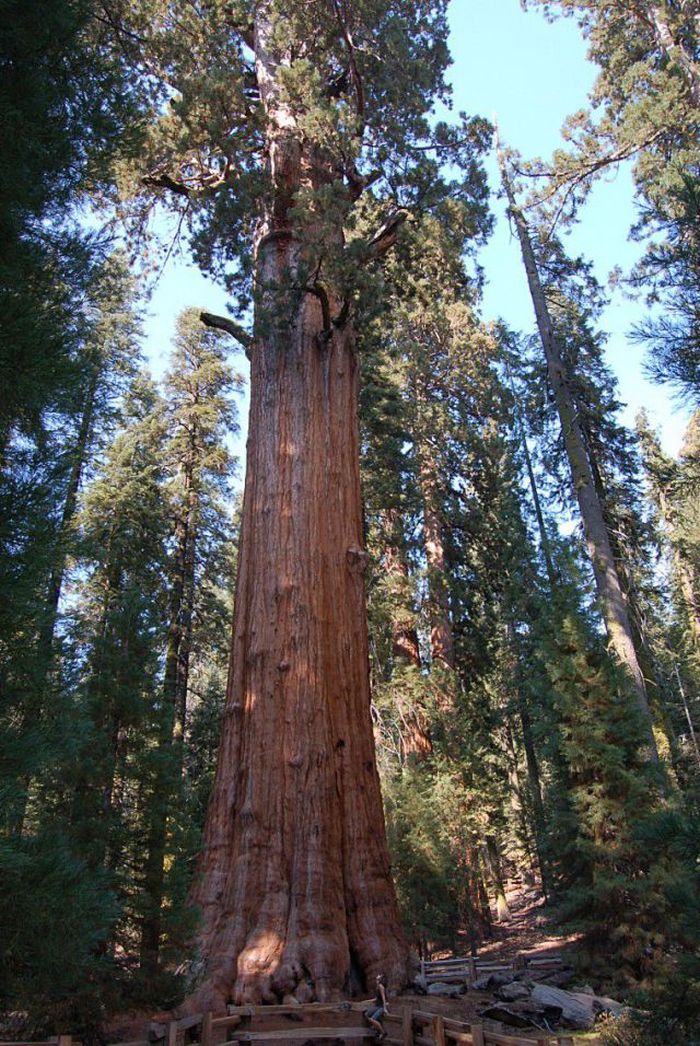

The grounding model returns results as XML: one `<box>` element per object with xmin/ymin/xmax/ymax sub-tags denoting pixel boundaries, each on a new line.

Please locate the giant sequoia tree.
<box><xmin>108</xmin><ymin>0</ymin><xmax>488</xmax><ymax>1010</ymax></box>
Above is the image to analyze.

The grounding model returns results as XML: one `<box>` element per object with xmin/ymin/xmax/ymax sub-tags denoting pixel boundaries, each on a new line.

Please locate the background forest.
<box><xmin>1</xmin><ymin>0</ymin><xmax>699</xmax><ymax>1039</ymax></box>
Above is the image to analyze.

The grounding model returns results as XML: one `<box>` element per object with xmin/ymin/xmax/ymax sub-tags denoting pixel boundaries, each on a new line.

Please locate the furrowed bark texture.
<box><xmin>188</xmin><ymin>275</ymin><xmax>407</xmax><ymax>1008</ymax></box>
<box><xmin>499</xmin><ymin>157</ymin><xmax>661</xmax><ymax>766</ymax></box>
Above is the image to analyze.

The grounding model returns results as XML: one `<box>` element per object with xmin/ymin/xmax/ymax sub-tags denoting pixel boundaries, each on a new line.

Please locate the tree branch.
<box><xmin>329</xmin><ymin>0</ymin><xmax>365</xmax><ymax>126</ymax></box>
<box><xmin>200</xmin><ymin>312</ymin><xmax>252</xmax><ymax>358</ymax></box>
<box><xmin>363</xmin><ymin>208</ymin><xmax>409</xmax><ymax>262</ymax></box>
<box><xmin>142</xmin><ymin>172</ymin><xmax>191</xmax><ymax>198</ymax></box>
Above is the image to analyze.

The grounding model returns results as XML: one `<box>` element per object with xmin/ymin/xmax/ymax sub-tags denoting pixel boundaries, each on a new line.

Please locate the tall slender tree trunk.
<box><xmin>505</xmin><ymin>622</ymin><xmax>550</xmax><ymax>896</ymax></box>
<box><xmin>11</xmin><ymin>369</ymin><xmax>100</xmax><ymax>838</ymax></box>
<box><xmin>382</xmin><ymin>523</ymin><xmax>422</xmax><ymax>670</ymax></box>
<box><xmin>656</xmin><ymin>485</ymin><xmax>700</xmax><ymax>650</ymax></box>
<box><xmin>506</xmin><ymin>360</ymin><xmax>558</xmax><ymax>589</ymax></box>
<box><xmin>379</xmin><ymin>512</ymin><xmax>432</xmax><ymax>760</ymax></box>
<box><xmin>674</xmin><ymin>663</ymin><xmax>700</xmax><ymax>770</ymax></box>
<box><xmin>187</xmin><ymin>13</ymin><xmax>407</xmax><ymax>1007</ymax></box>
<box><xmin>499</xmin><ymin>154</ymin><xmax>661</xmax><ymax>765</ymax></box>
<box><xmin>419</xmin><ymin>464</ymin><xmax>455</xmax><ymax>673</ymax></box>
<box><xmin>140</xmin><ymin>446</ymin><xmax>198</xmax><ymax>971</ymax></box>
<box><xmin>484</xmin><ymin>836</ymin><xmax>510</xmax><ymax>921</ymax></box>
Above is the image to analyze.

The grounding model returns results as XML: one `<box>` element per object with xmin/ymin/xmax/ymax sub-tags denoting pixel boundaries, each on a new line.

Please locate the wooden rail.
<box><xmin>420</xmin><ymin>955</ymin><xmax>563</xmax><ymax>987</ymax></box>
<box><xmin>2</xmin><ymin>1002</ymin><xmax>570</xmax><ymax>1046</ymax></box>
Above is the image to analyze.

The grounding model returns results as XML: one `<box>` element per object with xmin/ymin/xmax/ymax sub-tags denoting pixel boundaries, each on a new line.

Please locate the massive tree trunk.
<box><xmin>499</xmin><ymin>155</ymin><xmax>661</xmax><ymax>766</ymax></box>
<box><xmin>187</xmin><ymin>13</ymin><xmax>407</xmax><ymax>1007</ymax></box>
<box><xmin>188</xmin><ymin>267</ymin><xmax>407</xmax><ymax>1009</ymax></box>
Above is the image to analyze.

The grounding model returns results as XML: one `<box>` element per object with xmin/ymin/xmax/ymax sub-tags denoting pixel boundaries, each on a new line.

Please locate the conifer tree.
<box><xmin>637</xmin><ymin>411</ymin><xmax>700</xmax><ymax>653</ymax></box>
<box><xmin>0</xmin><ymin>252</ymin><xmax>143</xmax><ymax>841</ymax></box>
<box><xmin>64</xmin><ymin>376</ymin><xmax>170</xmax><ymax>880</ymax></box>
<box><xmin>499</xmin><ymin>150</ymin><xmax>662</xmax><ymax>766</ymax></box>
<box><xmin>140</xmin><ymin>310</ymin><xmax>240</xmax><ymax>974</ymax></box>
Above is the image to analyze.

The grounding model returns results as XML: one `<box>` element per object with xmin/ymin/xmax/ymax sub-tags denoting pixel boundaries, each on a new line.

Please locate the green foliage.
<box><xmin>598</xmin><ymin>958</ymin><xmax>700</xmax><ymax>1045</ymax></box>
<box><xmin>0</xmin><ymin>828</ymin><xmax>119</xmax><ymax>1034</ymax></box>
<box><xmin>384</xmin><ymin>768</ymin><xmax>462</xmax><ymax>952</ymax></box>
<box><xmin>0</xmin><ymin>0</ymin><xmax>143</xmax><ymax>451</ymax></box>
<box><xmin>538</xmin><ymin>609</ymin><xmax>700</xmax><ymax>980</ymax></box>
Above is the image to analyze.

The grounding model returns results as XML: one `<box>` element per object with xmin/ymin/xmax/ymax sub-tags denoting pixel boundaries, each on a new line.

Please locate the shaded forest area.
<box><xmin>1</xmin><ymin>0</ymin><xmax>699</xmax><ymax>1042</ymax></box>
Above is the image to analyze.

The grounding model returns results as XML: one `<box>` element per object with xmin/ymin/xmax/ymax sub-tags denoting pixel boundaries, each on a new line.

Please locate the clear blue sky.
<box><xmin>141</xmin><ymin>0</ymin><xmax>690</xmax><ymax>463</ymax></box>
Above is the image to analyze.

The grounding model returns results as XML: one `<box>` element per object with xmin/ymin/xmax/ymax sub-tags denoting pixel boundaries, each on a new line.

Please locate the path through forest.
<box><xmin>476</xmin><ymin>881</ymin><xmax>581</xmax><ymax>963</ymax></box>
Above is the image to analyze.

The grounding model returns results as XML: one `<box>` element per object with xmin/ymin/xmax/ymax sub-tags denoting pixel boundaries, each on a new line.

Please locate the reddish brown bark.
<box><xmin>187</xmin><ymin>247</ymin><xmax>407</xmax><ymax>1009</ymax></box>
<box><xmin>379</xmin><ymin>515</ymin><xmax>432</xmax><ymax>760</ymax></box>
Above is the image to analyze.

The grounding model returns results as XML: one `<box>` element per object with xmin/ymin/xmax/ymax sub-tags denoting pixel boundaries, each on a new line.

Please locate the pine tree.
<box><xmin>0</xmin><ymin>378</ymin><xmax>168</xmax><ymax>1031</ymax></box>
<box><xmin>0</xmin><ymin>251</ymin><xmax>143</xmax><ymax>838</ymax></box>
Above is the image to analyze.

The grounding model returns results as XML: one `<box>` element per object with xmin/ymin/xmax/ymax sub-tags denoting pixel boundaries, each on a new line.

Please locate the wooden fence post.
<box><xmin>431</xmin><ymin>1015</ymin><xmax>445</xmax><ymax>1046</ymax></box>
<box><xmin>167</xmin><ymin>1020</ymin><xmax>179</xmax><ymax>1046</ymax></box>
<box><xmin>201</xmin><ymin>1011</ymin><xmax>214</xmax><ymax>1046</ymax></box>
<box><xmin>402</xmin><ymin>1009</ymin><xmax>413</xmax><ymax>1046</ymax></box>
<box><xmin>467</xmin><ymin>959</ymin><xmax>476</xmax><ymax>985</ymax></box>
<box><xmin>469</xmin><ymin>1025</ymin><xmax>484</xmax><ymax>1046</ymax></box>
<box><xmin>57</xmin><ymin>1036</ymin><xmax>72</xmax><ymax>1046</ymax></box>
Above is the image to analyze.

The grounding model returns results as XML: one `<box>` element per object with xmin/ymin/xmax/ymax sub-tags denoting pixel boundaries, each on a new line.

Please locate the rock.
<box><xmin>591</xmin><ymin>994</ymin><xmax>626</xmax><ymax>1018</ymax></box>
<box><xmin>497</xmin><ymin>982</ymin><xmax>531</xmax><ymax>1002</ymax></box>
<box><xmin>491</xmin><ymin>971</ymin><xmax>516</xmax><ymax>987</ymax></box>
<box><xmin>479</xmin><ymin>1004</ymin><xmax>534</xmax><ymax>1029</ymax></box>
<box><xmin>413</xmin><ymin>974</ymin><xmax>428</xmax><ymax>993</ymax></box>
<box><xmin>473</xmin><ymin>971</ymin><xmax>515</xmax><ymax>990</ymax></box>
<box><xmin>531</xmin><ymin>984</ymin><xmax>595</xmax><ymax>1030</ymax></box>
<box><xmin>538</xmin><ymin>968</ymin><xmax>575</xmax><ymax>988</ymax></box>
<box><xmin>426</xmin><ymin>981</ymin><xmax>464</xmax><ymax>997</ymax></box>
<box><xmin>576</xmin><ymin>985</ymin><xmax>595</xmax><ymax>995</ymax></box>
<box><xmin>472</xmin><ymin>975</ymin><xmax>492</xmax><ymax>991</ymax></box>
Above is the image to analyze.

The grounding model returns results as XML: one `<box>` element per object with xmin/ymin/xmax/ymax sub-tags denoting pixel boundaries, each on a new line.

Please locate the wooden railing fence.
<box><xmin>1</xmin><ymin>1000</ymin><xmax>574</xmax><ymax>1046</ymax></box>
<box><xmin>420</xmin><ymin>956</ymin><xmax>563</xmax><ymax>987</ymax></box>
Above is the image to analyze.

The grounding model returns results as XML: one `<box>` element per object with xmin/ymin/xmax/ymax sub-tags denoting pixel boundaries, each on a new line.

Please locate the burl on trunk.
<box><xmin>188</xmin><ymin>232</ymin><xmax>408</xmax><ymax>1009</ymax></box>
